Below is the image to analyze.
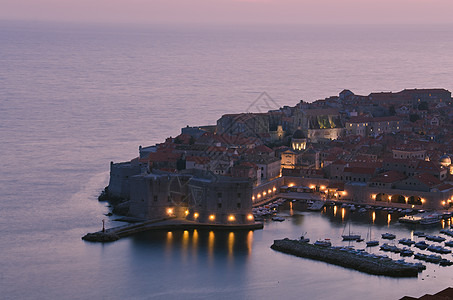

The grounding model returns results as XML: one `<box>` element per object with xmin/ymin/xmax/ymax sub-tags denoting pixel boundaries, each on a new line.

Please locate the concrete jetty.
<box><xmin>271</xmin><ymin>238</ymin><xmax>420</xmax><ymax>277</ymax></box>
<box><xmin>82</xmin><ymin>218</ymin><xmax>263</xmax><ymax>242</ymax></box>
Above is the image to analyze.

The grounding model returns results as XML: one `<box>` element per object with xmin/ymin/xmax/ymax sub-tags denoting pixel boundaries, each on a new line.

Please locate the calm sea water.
<box><xmin>1</xmin><ymin>21</ymin><xmax>453</xmax><ymax>299</ymax></box>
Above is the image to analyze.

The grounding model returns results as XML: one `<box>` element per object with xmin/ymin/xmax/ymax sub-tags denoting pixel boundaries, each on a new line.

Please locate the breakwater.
<box><xmin>271</xmin><ymin>238</ymin><xmax>420</xmax><ymax>277</ymax></box>
<box><xmin>82</xmin><ymin>218</ymin><xmax>263</xmax><ymax>242</ymax></box>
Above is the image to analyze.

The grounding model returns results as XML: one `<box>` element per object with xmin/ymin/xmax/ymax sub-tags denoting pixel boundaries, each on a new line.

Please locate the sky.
<box><xmin>1</xmin><ymin>0</ymin><xmax>453</xmax><ymax>25</ymax></box>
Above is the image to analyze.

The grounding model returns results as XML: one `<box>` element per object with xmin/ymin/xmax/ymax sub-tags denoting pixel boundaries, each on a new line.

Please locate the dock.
<box><xmin>307</xmin><ymin>200</ymin><xmax>325</xmax><ymax>211</ymax></box>
<box><xmin>271</xmin><ymin>238</ymin><xmax>420</xmax><ymax>277</ymax></box>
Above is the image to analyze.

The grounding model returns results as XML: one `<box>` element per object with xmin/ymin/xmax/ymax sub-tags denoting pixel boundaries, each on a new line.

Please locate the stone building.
<box><xmin>128</xmin><ymin>170</ymin><xmax>254</xmax><ymax>224</ymax></box>
<box><xmin>293</xmin><ymin>108</ymin><xmax>344</xmax><ymax>142</ymax></box>
<box><xmin>216</xmin><ymin>113</ymin><xmax>270</xmax><ymax>137</ymax></box>
<box><xmin>346</xmin><ymin>116</ymin><xmax>402</xmax><ymax>137</ymax></box>
<box><xmin>108</xmin><ymin>158</ymin><xmax>143</xmax><ymax>199</ymax></box>
<box><xmin>291</xmin><ymin>129</ymin><xmax>307</xmax><ymax>151</ymax></box>
<box><xmin>186</xmin><ymin>172</ymin><xmax>254</xmax><ymax>224</ymax></box>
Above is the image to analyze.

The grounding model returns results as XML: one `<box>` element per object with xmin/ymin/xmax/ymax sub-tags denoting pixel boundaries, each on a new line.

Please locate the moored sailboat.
<box><xmin>342</xmin><ymin>222</ymin><xmax>361</xmax><ymax>241</ymax></box>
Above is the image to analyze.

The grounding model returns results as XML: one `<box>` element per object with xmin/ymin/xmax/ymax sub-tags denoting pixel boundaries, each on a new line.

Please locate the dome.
<box><xmin>439</xmin><ymin>154</ymin><xmax>451</xmax><ymax>167</ymax></box>
<box><xmin>292</xmin><ymin>129</ymin><xmax>306</xmax><ymax>139</ymax></box>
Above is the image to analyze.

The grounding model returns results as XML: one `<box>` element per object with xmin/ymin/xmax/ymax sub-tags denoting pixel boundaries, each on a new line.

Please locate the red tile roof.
<box><xmin>416</xmin><ymin>160</ymin><xmax>442</xmax><ymax>172</ymax></box>
<box><xmin>186</xmin><ymin>156</ymin><xmax>210</xmax><ymax>164</ymax></box>
<box><xmin>413</xmin><ymin>173</ymin><xmax>442</xmax><ymax>187</ymax></box>
<box><xmin>436</xmin><ymin>183</ymin><xmax>453</xmax><ymax>191</ymax></box>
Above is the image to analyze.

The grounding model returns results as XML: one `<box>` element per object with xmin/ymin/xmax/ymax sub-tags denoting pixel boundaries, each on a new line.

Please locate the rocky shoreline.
<box><xmin>98</xmin><ymin>187</ymin><xmax>129</xmax><ymax>216</ymax></box>
<box><xmin>82</xmin><ymin>232</ymin><xmax>119</xmax><ymax>242</ymax></box>
<box><xmin>271</xmin><ymin>238</ymin><xmax>420</xmax><ymax>277</ymax></box>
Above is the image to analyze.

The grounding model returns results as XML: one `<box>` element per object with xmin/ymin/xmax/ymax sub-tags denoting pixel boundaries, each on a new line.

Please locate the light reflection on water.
<box><xmin>135</xmin><ymin>229</ymin><xmax>254</xmax><ymax>263</ymax></box>
<box><xmin>208</xmin><ymin>231</ymin><xmax>214</xmax><ymax>261</ymax></box>
<box><xmin>228</xmin><ymin>232</ymin><xmax>235</xmax><ymax>260</ymax></box>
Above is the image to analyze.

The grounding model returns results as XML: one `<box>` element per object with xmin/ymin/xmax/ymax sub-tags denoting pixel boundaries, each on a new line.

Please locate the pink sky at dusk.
<box><xmin>1</xmin><ymin>0</ymin><xmax>452</xmax><ymax>24</ymax></box>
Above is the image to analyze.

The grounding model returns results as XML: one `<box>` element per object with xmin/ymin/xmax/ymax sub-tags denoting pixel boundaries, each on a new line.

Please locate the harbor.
<box><xmin>253</xmin><ymin>196</ymin><xmax>453</xmax><ymax>277</ymax></box>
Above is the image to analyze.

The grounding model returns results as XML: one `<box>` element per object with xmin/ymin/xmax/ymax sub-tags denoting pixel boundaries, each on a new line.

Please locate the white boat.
<box><xmin>399</xmin><ymin>215</ymin><xmax>422</xmax><ymax>224</ymax></box>
<box><xmin>426</xmin><ymin>235</ymin><xmax>445</xmax><ymax>242</ymax></box>
<box><xmin>398</xmin><ymin>238</ymin><xmax>415</xmax><ymax>246</ymax></box>
<box><xmin>400</xmin><ymin>248</ymin><xmax>414</xmax><ymax>256</ymax></box>
<box><xmin>366</xmin><ymin>240</ymin><xmax>379</xmax><ymax>247</ymax></box>
<box><xmin>414</xmin><ymin>241</ymin><xmax>429</xmax><ymax>250</ymax></box>
<box><xmin>382</xmin><ymin>232</ymin><xmax>396</xmax><ymax>240</ymax></box>
<box><xmin>365</xmin><ymin>225</ymin><xmax>378</xmax><ymax>247</ymax></box>
<box><xmin>314</xmin><ymin>239</ymin><xmax>331</xmax><ymax>247</ymax></box>
<box><xmin>413</xmin><ymin>231</ymin><xmax>426</xmax><ymax>237</ymax></box>
<box><xmin>271</xmin><ymin>216</ymin><xmax>285</xmax><ymax>222</ymax></box>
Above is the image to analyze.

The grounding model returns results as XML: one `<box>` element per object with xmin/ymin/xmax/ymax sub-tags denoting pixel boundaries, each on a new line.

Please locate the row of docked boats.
<box><xmin>440</xmin><ymin>228</ymin><xmax>453</xmax><ymax>237</ymax></box>
<box><xmin>426</xmin><ymin>244</ymin><xmax>451</xmax><ymax>254</ymax></box>
<box><xmin>309</xmin><ymin>239</ymin><xmax>427</xmax><ymax>272</ymax></box>
<box><xmin>303</xmin><ymin>225</ymin><xmax>453</xmax><ymax>270</ymax></box>
<box><xmin>252</xmin><ymin>198</ymin><xmax>287</xmax><ymax>220</ymax></box>
<box><xmin>413</xmin><ymin>253</ymin><xmax>453</xmax><ymax>266</ymax></box>
<box><xmin>425</xmin><ymin>235</ymin><xmax>446</xmax><ymax>242</ymax></box>
<box><xmin>340</xmin><ymin>203</ymin><xmax>415</xmax><ymax>214</ymax></box>
<box><xmin>380</xmin><ymin>243</ymin><xmax>414</xmax><ymax>256</ymax></box>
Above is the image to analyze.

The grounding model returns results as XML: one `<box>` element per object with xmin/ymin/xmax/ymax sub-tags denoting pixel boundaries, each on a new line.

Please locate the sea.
<box><xmin>1</xmin><ymin>21</ymin><xmax>453</xmax><ymax>299</ymax></box>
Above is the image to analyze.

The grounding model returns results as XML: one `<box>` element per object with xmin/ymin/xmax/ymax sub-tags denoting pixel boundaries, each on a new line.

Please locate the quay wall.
<box><xmin>344</xmin><ymin>185</ymin><xmax>453</xmax><ymax>210</ymax></box>
<box><xmin>257</xmin><ymin>175</ymin><xmax>453</xmax><ymax>210</ymax></box>
<box><xmin>252</xmin><ymin>177</ymin><xmax>284</xmax><ymax>205</ymax></box>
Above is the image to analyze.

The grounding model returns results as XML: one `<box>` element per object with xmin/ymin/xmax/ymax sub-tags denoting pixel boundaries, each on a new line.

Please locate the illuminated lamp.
<box><xmin>228</xmin><ymin>215</ymin><xmax>236</xmax><ymax>221</ymax></box>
